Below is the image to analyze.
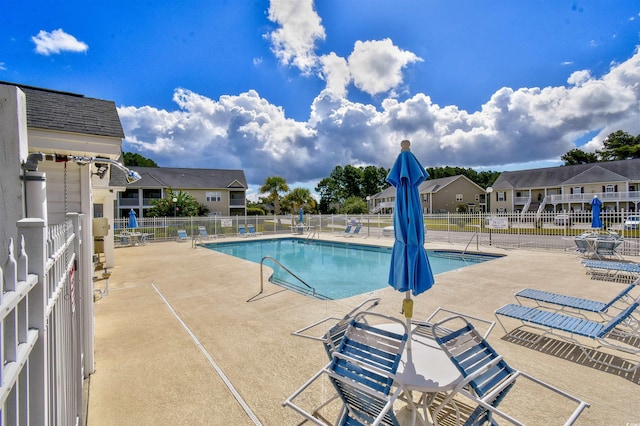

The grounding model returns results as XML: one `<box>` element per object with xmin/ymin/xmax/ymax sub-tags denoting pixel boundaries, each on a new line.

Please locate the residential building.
<box><xmin>490</xmin><ymin>159</ymin><xmax>640</xmax><ymax>214</ymax></box>
<box><xmin>370</xmin><ymin>175</ymin><xmax>487</xmax><ymax>213</ymax></box>
<box><xmin>115</xmin><ymin>166</ymin><xmax>247</xmax><ymax>217</ymax></box>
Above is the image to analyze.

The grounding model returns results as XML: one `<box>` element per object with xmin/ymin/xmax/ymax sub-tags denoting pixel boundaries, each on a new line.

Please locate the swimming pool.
<box><xmin>204</xmin><ymin>238</ymin><xmax>500</xmax><ymax>299</ymax></box>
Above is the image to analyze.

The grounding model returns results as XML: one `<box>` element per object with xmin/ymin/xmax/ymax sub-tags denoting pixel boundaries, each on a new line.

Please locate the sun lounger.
<box><xmin>238</xmin><ymin>225</ymin><xmax>247</xmax><ymax>237</ymax></box>
<box><xmin>514</xmin><ymin>280</ymin><xmax>638</xmax><ymax>319</ymax></box>
<box><xmin>495</xmin><ymin>297</ymin><xmax>640</xmax><ymax>372</ymax></box>
<box><xmin>343</xmin><ymin>225</ymin><xmax>361</xmax><ymax>237</ymax></box>
<box><xmin>176</xmin><ymin>229</ymin><xmax>189</xmax><ymax>242</ymax></box>
<box><xmin>581</xmin><ymin>259</ymin><xmax>640</xmax><ymax>283</ymax></box>
<box><xmin>247</xmin><ymin>224</ymin><xmax>261</xmax><ymax>236</ymax></box>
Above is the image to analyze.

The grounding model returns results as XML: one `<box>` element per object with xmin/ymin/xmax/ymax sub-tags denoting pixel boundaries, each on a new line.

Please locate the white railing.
<box><xmin>3</xmin><ymin>216</ymin><xmax>87</xmax><ymax>425</ymax></box>
<box><xmin>546</xmin><ymin>191</ymin><xmax>640</xmax><ymax>204</ymax></box>
<box><xmin>113</xmin><ymin>211</ymin><xmax>640</xmax><ymax>256</ymax></box>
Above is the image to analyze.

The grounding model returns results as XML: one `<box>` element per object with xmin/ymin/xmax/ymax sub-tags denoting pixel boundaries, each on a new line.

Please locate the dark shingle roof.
<box><xmin>121</xmin><ymin>166</ymin><xmax>247</xmax><ymax>190</ymax></box>
<box><xmin>2</xmin><ymin>82</ymin><xmax>125</xmax><ymax>138</ymax></box>
<box><xmin>492</xmin><ymin>159</ymin><xmax>640</xmax><ymax>190</ymax></box>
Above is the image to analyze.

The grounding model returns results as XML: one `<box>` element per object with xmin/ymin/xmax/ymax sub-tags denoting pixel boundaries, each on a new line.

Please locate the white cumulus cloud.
<box><xmin>266</xmin><ymin>0</ymin><xmax>325</xmax><ymax>74</ymax></box>
<box><xmin>31</xmin><ymin>29</ymin><xmax>88</xmax><ymax>56</ymax></box>
<box><xmin>119</xmin><ymin>47</ymin><xmax>640</xmax><ymax>188</ymax></box>
<box><xmin>347</xmin><ymin>39</ymin><xmax>423</xmax><ymax>96</ymax></box>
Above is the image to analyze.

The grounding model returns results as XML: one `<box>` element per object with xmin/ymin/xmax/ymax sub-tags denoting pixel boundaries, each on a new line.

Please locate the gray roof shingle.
<box><xmin>121</xmin><ymin>166</ymin><xmax>247</xmax><ymax>190</ymax></box>
<box><xmin>3</xmin><ymin>82</ymin><xmax>125</xmax><ymax>138</ymax></box>
<box><xmin>492</xmin><ymin>159</ymin><xmax>640</xmax><ymax>190</ymax></box>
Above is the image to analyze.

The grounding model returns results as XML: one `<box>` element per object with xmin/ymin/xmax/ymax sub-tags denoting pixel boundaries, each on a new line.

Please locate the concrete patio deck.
<box><xmin>86</xmin><ymin>234</ymin><xmax>640</xmax><ymax>425</ymax></box>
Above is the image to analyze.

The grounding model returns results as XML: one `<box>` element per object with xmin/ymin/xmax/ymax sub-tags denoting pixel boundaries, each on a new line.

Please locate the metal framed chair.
<box><xmin>284</xmin><ymin>312</ymin><xmax>409</xmax><ymax>425</ymax></box>
<box><xmin>431</xmin><ymin>315</ymin><xmax>589</xmax><ymax>425</ymax></box>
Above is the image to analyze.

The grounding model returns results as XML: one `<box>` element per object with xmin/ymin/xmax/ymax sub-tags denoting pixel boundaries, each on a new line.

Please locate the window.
<box><xmin>206</xmin><ymin>191</ymin><xmax>221</xmax><ymax>202</ymax></box>
<box><xmin>497</xmin><ymin>191</ymin><xmax>506</xmax><ymax>202</ymax></box>
<box><xmin>93</xmin><ymin>204</ymin><xmax>104</xmax><ymax>218</ymax></box>
<box><xmin>456</xmin><ymin>194</ymin><xmax>463</xmax><ymax>202</ymax></box>
<box><xmin>605</xmin><ymin>184</ymin><xmax>615</xmax><ymax>193</ymax></box>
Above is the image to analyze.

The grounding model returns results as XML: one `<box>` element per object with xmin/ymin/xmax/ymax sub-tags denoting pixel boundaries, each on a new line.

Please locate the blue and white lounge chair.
<box><xmin>514</xmin><ymin>280</ymin><xmax>638</xmax><ymax>319</ymax></box>
<box><xmin>247</xmin><ymin>224</ymin><xmax>261</xmax><ymax>236</ymax></box>
<box><xmin>495</xmin><ymin>296</ymin><xmax>640</xmax><ymax>372</ymax></box>
<box><xmin>344</xmin><ymin>225</ymin><xmax>362</xmax><ymax>238</ymax></box>
<box><xmin>340</xmin><ymin>224</ymin><xmax>352</xmax><ymax>236</ymax></box>
<box><xmin>581</xmin><ymin>259</ymin><xmax>640</xmax><ymax>283</ymax></box>
<box><xmin>176</xmin><ymin>229</ymin><xmax>189</xmax><ymax>242</ymax></box>
<box><xmin>197</xmin><ymin>225</ymin><xmax>216</xmax><ymax>240</ymax></box>
<box><xmin>238</xmin><ymin>225</ymin><xmax>247</xmax><ymax>237</ymax></box>
<box><xmin>431</xmin><ymin>316</ymin><xmax>589</xmax><ymax>425</ymax></box>
<box><xmin>284</xmin><ymin>312</ymin><xmax>409</xmax><ymax>426</ymax></box>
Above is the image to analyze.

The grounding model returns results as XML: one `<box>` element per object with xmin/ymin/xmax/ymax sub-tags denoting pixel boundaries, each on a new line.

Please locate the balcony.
<box><xmin>546</xmin><ymin>191</ymin><xmax>640</xmax><ymax>204</ymax></box>
<box><xmin>119</xmin><ymin>198</ymin><xmax>140</xmax><ymax>207</ymax></box>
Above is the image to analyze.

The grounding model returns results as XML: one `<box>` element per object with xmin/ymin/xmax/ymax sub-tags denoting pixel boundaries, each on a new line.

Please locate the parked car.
<box><xmin>624</xmin><ymin>215</ymin><xmax>640</xmax><ymax>230</ymax></box>
<box><xmin>554</xmin><ymin>214</ymin><xmax>572</xmax><ymax>226</ymax></box>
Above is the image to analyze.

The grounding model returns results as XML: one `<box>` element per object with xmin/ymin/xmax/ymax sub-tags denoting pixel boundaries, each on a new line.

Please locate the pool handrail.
<box><xmin>260</xmin><ymin>256</ymin><xmax>316</xmax><ymax>297</ymax></box>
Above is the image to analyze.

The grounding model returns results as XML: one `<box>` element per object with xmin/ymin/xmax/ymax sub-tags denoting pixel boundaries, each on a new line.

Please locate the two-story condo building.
<box><xmin>115</xmin><ymin>166</ymin><xmax>247</xmax><ymax>218</ymax></box>
<box><xmin>490</xmin><ymin>159</ymin><xmax>640</xmax><ymax>214</ymax></box>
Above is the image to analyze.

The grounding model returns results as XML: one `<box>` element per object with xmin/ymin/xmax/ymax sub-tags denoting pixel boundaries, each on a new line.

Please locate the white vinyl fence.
<box><xmin>1</xmin><ymin>215</ymin><xmax>88</xmax><ymax>425</ymax></box>
<box><xmin>114</xmin><ymin>210</ymin><xmax>640</xmax><ymax>257</ymax></box>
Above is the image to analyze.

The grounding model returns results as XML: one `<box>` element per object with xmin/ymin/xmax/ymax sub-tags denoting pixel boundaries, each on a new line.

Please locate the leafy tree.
<box><xmin>283</xmin><ymin>187</ymin><xmax>317</xmax><ymax>214</ymax></box>
<box><xmin>342</xmin><ymin>196</ymin><xmax>368</xmax><ymax>214</ymax></box>
<box><xmin>123</xmin><ymin>152</ymin><xmax>158</xmax><ymax>167</ymax></box>
<box><xmin>315</xmin><ymin>177</ymin><xmax>341</xmax><ymax>213</ymax></box>
<box><xmin>260</xmin><ymin>176</ymin><xmax>289</xmax><ymax>214</ymax></box>
<box><xmin>361</xmin><ymin>166</ymin><xmax>390</xmax><ymax>197</ymax></box>
<box><xmin>147</xmin><ymin>189</ymin><xmax>201</xmax><ymax>217</ymax></box>
<box><xmin>315</xmin><ymin>165</ymin><xmax>390</xmax><ymax>213</ymax></box>
<box><xmin>561</xmin><ymin>149</ymin><xmax>599</xmax><ymax>165</ymax></box>
<box><xmin>597</xmin><ymin>130</ymin><xmax>640</xmax><ymax>161</ymax></box>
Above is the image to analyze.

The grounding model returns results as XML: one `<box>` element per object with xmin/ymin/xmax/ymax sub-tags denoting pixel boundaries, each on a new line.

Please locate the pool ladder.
<box><xmin>260</xmin><ymin>256</ymin><xmax>316</xmax><ymax>297</ymax></box>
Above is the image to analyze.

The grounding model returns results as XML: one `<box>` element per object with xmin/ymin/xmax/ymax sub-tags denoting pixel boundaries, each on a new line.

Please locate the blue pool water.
<box><xmin>204</xmin><ymin>238</ymin><xmax>499</xmax><ymax>300</ymax></box>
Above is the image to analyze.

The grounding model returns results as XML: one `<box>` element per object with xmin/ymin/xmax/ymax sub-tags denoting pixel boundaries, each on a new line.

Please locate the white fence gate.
<box><xmin>1</xmin><ymin>215</ymin><xmax>89</xmax><ymax>425</ymax></box>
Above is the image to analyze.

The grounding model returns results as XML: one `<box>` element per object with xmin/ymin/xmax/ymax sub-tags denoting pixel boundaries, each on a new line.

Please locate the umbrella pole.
<box><xmin>403</xmin><ymin>292</ymin><xmax>413</xmax><ymax>350</ymax></box>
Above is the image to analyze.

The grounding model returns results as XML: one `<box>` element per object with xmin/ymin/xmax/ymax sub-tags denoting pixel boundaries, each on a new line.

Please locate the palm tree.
<box><xmin>260</xmin><ymin>176</ymin><xmax>289</xmax><ymax>214</ymax></box>
<box><xmin>285</xmin><ymin>187</ymin><xmax>316</xmax><ymax>214</ymax></box>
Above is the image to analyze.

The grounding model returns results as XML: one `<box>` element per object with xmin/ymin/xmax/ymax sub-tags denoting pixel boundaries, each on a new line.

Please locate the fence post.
<box><xmin>19</xmin><ymin>218</ymin><xmax>48</xmax><ymax>425</ymax></box>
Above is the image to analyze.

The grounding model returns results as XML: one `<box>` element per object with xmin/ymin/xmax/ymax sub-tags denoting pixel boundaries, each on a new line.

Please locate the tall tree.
<box><xmin>123</xmin><ymin>152</ymin><xmax>158</xmax><ymax>167</ymax></box>
<box><xmin>361</xmin><ymin>166</ymin><xmax>390</xmax><ymax>197</ymax></box>
<box><xmin>561</xmin><ymin>148</ymin><xmax>599</xmax><ymax>165</ymax></box>
<box><xmin>260</xmin><ymin>176</ymin><xmax>289</xmax><ymax>214</ymax></box>
<box><xmin>597</xmin><ymin>130</ymin><xmax>640</xmax><ymax>161</ymax></box>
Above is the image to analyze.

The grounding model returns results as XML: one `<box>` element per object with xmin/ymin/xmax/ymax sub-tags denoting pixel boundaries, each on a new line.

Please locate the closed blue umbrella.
<box><xmin>387</xmin><ymin>140</ymin><xmax>435</xmax><ymax>344</ymax></box>
<box><xmin>591</xmin><ymin>196</ymin><xmax>602</xmax><ymax>229</ymax></box>
<box><xmin>299</xmin><ymin>207</ymin><xmax>304</xmax><ymax>224</ymax></box>
<box><xmin>128</xmin><ymin>209</ymin><xmax>138</xmax><ymax>229</ymax></box>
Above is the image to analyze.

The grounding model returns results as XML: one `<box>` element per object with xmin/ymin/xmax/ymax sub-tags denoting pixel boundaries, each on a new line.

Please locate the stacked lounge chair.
<box><xmin>581</xmin><ymin>259</ymin><xmax>640</xmax><ymax>282</ymax></box>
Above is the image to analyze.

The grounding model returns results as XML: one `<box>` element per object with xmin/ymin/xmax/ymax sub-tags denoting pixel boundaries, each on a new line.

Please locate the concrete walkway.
<box><xmin>86</xmin><ymin>235</ymin><xmax>640</xmax><ymax>425</ymax></box>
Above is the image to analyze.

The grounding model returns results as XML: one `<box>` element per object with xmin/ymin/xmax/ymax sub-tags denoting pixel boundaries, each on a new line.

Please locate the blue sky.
<box><xmin>2</xmin><ymin>1</ymin><xmax>640</xmax><ymax>199</ymax></box>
